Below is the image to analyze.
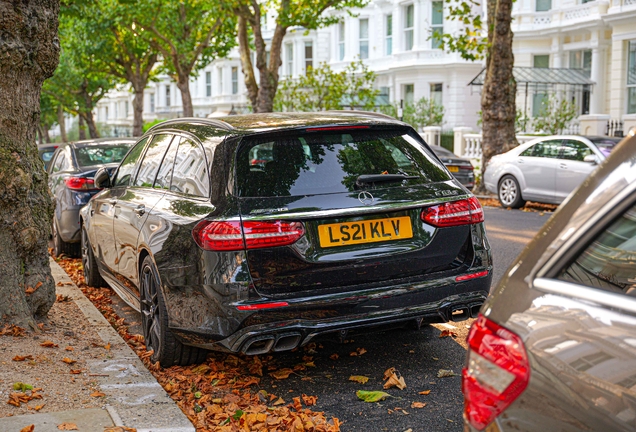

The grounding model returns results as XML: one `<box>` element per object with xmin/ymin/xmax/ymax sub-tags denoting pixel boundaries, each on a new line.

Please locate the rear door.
<box><xmin>113</xmin><ymin>133</ymin><xmax>175</xmax><ymax>285</ymax></box>
<box><xmin>235</xmin><ymin>128</ymin><xmax>474</xmax><ymax>298</ymax></box>
<box><xmin>506</xmin><ymin>191</ymin><xmax>636</xmax><ymax>431</ymax></box>
<box><xmin>555</xmin><ymin>139</ymin><xmax>598</xmax><ymax>202</ymax></box>
<box><xmin>516</xmin><ymin>139</ymin><xmax>561</xmax><ymax>203</ymax></box>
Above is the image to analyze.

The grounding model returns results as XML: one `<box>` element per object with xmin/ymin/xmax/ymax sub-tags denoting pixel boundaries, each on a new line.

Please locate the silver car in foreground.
<box><xmin>483</xmin><ymin>135</ymin><xmax>620</xmax><ymax>208</ymax></box>
<box><xmin>463</xmin><ymin>131</ymin><xmax>636</xmax><ymax>431</ymax></box>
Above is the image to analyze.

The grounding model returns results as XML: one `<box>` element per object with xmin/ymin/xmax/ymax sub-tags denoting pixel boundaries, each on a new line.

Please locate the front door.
<box><xmin>516</xmin><ymin>139</ymin><xmax>561</xmax><ymax>203</ymax></box>
<box><xmin>113</xmin><ymin>133</ymin><xmax>176</xmax><ymax>286</ymax></box>
<box><xmin>555</xmin><ymin>139</ymin><xmax>598</xmax><ymax>202</ymax></box>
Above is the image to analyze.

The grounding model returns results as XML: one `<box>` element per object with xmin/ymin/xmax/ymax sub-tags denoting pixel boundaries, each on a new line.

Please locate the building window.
<box><xmin>386</xmin><ymin>14</ymin><xmax>393</xmax><ymax>56</ymax></box>
<box><xmin>149</xmin><ymin>94</ymin><xmax>155</xmax><ymax>113</ymax></box>
<box><xmin>125</xmin><ymin>101</ymin><xmax>129</xmax><ymax>117</ymax></box>
<box><xmin>104</xmin><ymin>106</ymin><xmax>109</xmax><ymax>121</ymax></box>
<box><xmin>304</xmin><ymin>42</ymin><xmax>313</xmax><ymax>73</ymax></box>
<box><xmin>285</xmin><ymin>43</ymin><xmax>294</xmax><ymax>76</ymax></box>
<box><xmin>533</xmin><ymin>54</ymin><xmax>550</xmax><ymax>68</ymax></box>
<box><xmin>232</xmin><ymin>67</ymin><xmax>238</xmax><ymax>94</ymax></box>
<box><xmin>404</xmin><ymin>84</ymin><xmax>414</xmax><ymax>105</ymax></box>
<box><xmin>338</xmin><ymin>22</ymin><xmax>345</xmax><ymax>61</ymax></box>
<box><xmin>359</xmin><ymin>18</ymin><xmax>369</xmax><ymax>60</ymax></box>
<box><xmin>218</xmin><ymin>68</ymin><xmax>223</xmax><ymax>95</ymax></box>
<box><xmin>536</xmin><ymin>0</ymin><xmax>551</xmax><ymax>12</ymax></box>
<box><xmin>430</xmin><ymin>83</ymin><xmax>443</xmax><ymax>106</ymax></box>
<box><xmin>206</xmin><ymin>71</ymin><xmax>211</xmax><ymax>97</ymax></box>
<box><xmin>404</xmin><ymin>4</ymin><xmax>414</xmax><ymax>51</ymax></box>
<box><xmin>165</xmin><ymin>85</ymin><xmax>170</xmax><ymax>107</ymax></box>
<box><xmin>628</xmin><ymin>41</ymin><xmax>636</xmax><ymax>114</ymax></box>
<box><xmin>569</xmin><ymin>50</ymin><xmax>592</xmax><ymax>77</ymax></box>
<box><xmin>431</xmin><ymin>2</ymin><xmax>444</xmax><ymax>49</ymax></box>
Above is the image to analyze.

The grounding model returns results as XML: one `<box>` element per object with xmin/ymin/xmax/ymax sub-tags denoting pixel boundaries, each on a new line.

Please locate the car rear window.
<box><xmin>236</xmin><ymin>129</ymin><xmax>450</xmax><ymax>197</ymax></box>
<box><xmin>590</xmin><ymin>138</ymin><xmax>620</xmax><ymax>157</ymax></box>
<box><xmin>74</xmin><ymin>145</ymin><xmax>131</xmax><ymax>167</ymax></box>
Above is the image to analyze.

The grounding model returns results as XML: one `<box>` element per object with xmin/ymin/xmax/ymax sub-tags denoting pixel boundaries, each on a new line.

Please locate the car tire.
<box><xmin>52</xmin><ymin>218</ymin><xmax>80</xmax><ymax>258</ymax></box>
<box><xmin>81</xmin><ymin>226</ymin><xmax>107</xmax><ymax>288</ymax></box>
<box><xmin>498</xmin><ymin>175</ymin><xmax>526</xmax><ymax>209</ymax></box>
<box><xmin>140</xmin><ymin>256</ymin><xmax>207</xmax><ymax>367</ymax></box>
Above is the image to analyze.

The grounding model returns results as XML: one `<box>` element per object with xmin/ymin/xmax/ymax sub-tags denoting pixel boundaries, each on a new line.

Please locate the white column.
<box><xmin>394</xmin><ymin>4</ymin><xmax>402</xmax><ymax>53</ymax></box>
<box><xmin>551</xmin><ymin>35</ymin><xmax>563</xmax><ymax>68</ymax></box>
<box><xmin>609</xmin><ymin>38</ymin><xmax>627</xmax><ymax>119</ymax></box>
<box><xmin>453</xmin><ymin>127</ymin><xmax>472</xmax><ymax>155</ymax></box>
<box><xmin>413</xmin><ymin>0</ymin><xmax>423</xmax><ymax>51</ymax></box>
<box><xmin>590</xmin><ymin>45</ymin><xmax>606</xmax><ymax>114</ymax></box>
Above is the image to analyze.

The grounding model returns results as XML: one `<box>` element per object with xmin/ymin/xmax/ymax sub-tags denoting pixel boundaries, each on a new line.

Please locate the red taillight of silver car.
<box><xmin>421</xmin><ymin>196</ymin><xmax>484</xmax><ymax>227</ymax></box>
<box><xmin>193</xmin><ymin>220</ymin><xmax>305</xmax><ymax>251</ymax></box>
<box><xmin>463</xmin><ymin>314</ymin><xmax>530</xmax><ymax>430</ymax></box>
<box><xmin>64</xmin><ymin>177</ymin><xmax>97</xmax><ymax>191</ymax></box>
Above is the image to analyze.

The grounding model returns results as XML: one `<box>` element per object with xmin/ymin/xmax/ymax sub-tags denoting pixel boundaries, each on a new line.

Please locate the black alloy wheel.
<box><xmin>53</xmin><ymin>218</ymin><xmax>80</xmax><ymax>258</ymax></box>
<box><xmin>81</xmin><ymin>227</ymin><xmax>106</xmax><ymax>287</ymax></box>
<box><xmin>139</xmin><ymin>256</ymin><xmax>207</xmax><ymax>367</ymax></box>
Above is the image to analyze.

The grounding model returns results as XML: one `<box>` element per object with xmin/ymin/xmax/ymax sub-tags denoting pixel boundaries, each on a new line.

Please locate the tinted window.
<box><xmin>134</xmin><ymin>134</ymin><xmax>174</xmax><ymax>187</ymax></box>
<box><xmin>113</xmin><ymin>138</ymin><xmax>148</xmax><ymax>187</ymax></box>
<box><xmin>558</xmin><ymin>203</ymin><xmax>636</xmax><ymax>295</ymax></box>
<box><xmin>40</xmin><ymin>149</ymin><xmax>56</xmax><ymax>169</ymax></box>
<box><xmin>154</xmin><ymin>137</ymin><xmax>179</xmax><ymax>190</ymax></box>
<box><xmin>51</xmin><ymin>151</ymin><xmax>65</xmax><ymax>173</ymax></box>
<box><xmin>560</xmin><ymin>140</ymin><xmax>593</xmax><ymax>161</ymax></box>
<box><xmin>170</xmin><ymin>138</ymin><xmax>209</xmax><ymax>197</ymax></box>
<box><xmin>74</xmin><ymin>145</ymin><xmax>131</xmax><ymax>167</ymax></box>
<box><xmin>520</xmin><ymin>140</ymin><xmax>562</xmax><ymax>158</ymax></box>
<box><xmin>236</xmin><ymin>130</ymin><xmax>450</xmax><ymax>197</ymax></box>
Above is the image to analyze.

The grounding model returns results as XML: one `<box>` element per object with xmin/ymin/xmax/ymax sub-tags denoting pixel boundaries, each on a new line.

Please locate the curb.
<box><xmin>49</xmin><ymin>258</ymin><xmax>195</xmax><ymax>432</ymax></box>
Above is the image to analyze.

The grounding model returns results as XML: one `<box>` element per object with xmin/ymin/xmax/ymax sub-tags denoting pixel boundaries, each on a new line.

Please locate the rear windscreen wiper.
<box><xmin>356</xmin><ymin>174</ymin><xmax>419</xmax><ymax>184</ymax></box>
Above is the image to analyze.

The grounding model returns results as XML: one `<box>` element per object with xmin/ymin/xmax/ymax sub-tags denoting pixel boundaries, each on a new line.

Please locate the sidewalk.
<box><xmin>0</xmin><ymin>258</ymin><xmax>195</xmax><ymax>432</ymax></box>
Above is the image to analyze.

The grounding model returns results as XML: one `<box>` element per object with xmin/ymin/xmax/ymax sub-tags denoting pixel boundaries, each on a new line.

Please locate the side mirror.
<box><xmin>94</xmin><ymin>167</ymin><xmax>112</xmax><ymax>189</ymax></box>
<box><xmin>583</xmin><ymin>154</ymin><xmax>599</xmax><ymax>164</ymax></box>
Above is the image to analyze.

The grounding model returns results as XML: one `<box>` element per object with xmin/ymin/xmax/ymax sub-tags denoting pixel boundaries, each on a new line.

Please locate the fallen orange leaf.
<box><xmin>269</xmin><ymin>368</ymin><xmax>294</xmax><ymax>380</ymax></box>
<box><xmin>57</xmin><ymin>423</ymin><xmax>78</xmax><ymax>430</ymax></box>
<box><xmin>439</xmin><ymin>329</ymin><xmax>458</xmax><ymax>338</ymax></box>
<box><xmin>301</xmin><ymin>394</ymin><xmax>317</xmax><ymax>406</ymax></box>
<box><xmin>61</xmin><ymin>357</ymin><xmax>76</xmax><ymax>364</ymax></box>
<box><xmin>65</xmin><ymin>346</ymin><xmax>74</xmax><ymax>351</ymax></box>
<box><xmin>90</xmin><ymin>391</ymin><xmax>105</xmax><ymax>397</ymax></box>
<box><xmin>329</xmin><ymin>354</ymin><xmax>339</xmax><ymax>360</ymax></box>
<box><xmin>411</xmin><ymin>402</ymin><xmax>426</xmax><ymax>408</ymax></box>
<box><xmin>13</xmin><ymin>355</ymin><xmax>34</xmax><ymax>362</ymax></box>
<box><xmin>418</xmin><ymin>390</ymin><xmax>431</xmax><ymax>395</ymax></box>
<box><xmin>69</xmin><ymin>369</ymin><xmax>82</xmax><ymax>374</ymax></box>
<box><xmin>40</xmin><ymin>341</ymin><xmax>58</xmax><ymax>348</ymax></box>
<box><xmin>104</xmin><ymin>343</ymin><xmax>111</xmax><ymax>351</ymax></box>
<box><xmin>20</xmin><ymin>425</ymin><xmax>35</xmax><ymax>432</ymax></box>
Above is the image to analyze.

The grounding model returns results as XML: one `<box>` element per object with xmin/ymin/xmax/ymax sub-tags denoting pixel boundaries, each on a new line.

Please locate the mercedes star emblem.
<box><xmin>358</xmin><ymin>191</ymin><xmax>375</xmax><ymax>206</ymax></box>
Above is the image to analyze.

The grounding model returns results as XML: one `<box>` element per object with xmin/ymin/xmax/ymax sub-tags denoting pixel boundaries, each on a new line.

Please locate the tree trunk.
<box><xmin>41</xmin><ymin>124</ymin><xmax>51</xmax><ymax>143</ymax></box>
<box><xmin>0</xmin><ymin>0</ymin><xmax>59</xmax><ymax>327</ymax></box>
<box><xmin>81</xmin><ymin>111</ymin><xmax>100</xmax><ymax>139</ymax></box>
<box><xmin>37</xmin><ymin>126</ymin><xmax>44</xmax><ymax>144</ymax></box>
<box><xmin>78</xmin><ymin>115</ymin><xmax>87</xmax><ymax>140</ymax></box>
<box><xmin>57</xmin><ymin>105</ymin><xmax>67</xmax><ymax>142</ymax></box>
<box><xmin>480</xmin><ymin>0</ymin><xmax>517</xmax><ymax>184</ymax></box>
<box><xmin>176</xmin><ymin>77</ymin><xmax>193</xmax><ymax>117</ymax></box>
<box><xmin>131</xmin><ymin>86</ymin><xmax>144</xmax><ymax>137</ymax></box>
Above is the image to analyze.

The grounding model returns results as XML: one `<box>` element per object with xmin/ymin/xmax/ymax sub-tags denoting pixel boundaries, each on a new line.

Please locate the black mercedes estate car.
<box><xmin>80</xmin><ymin>112</ymin><xmax>492</xmax><ymax>366</ymax></box>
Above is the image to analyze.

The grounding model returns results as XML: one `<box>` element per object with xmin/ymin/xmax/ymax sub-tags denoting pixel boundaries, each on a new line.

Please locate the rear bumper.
<box><xmin>170</xmin><ymin>270</ymin><xmax>491</xmax><ymax>354</ymax></box>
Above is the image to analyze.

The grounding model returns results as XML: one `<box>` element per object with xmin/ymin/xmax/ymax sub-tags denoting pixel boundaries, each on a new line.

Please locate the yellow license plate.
<box><xmin>448</xmin><ymin>166</ymin><xmax>459</xmax><ymax>173</ymax></box>
<box><xmin>318</xmin><ymin>216</ymin><xmax>413</xmax><ymax>248</ymax></box>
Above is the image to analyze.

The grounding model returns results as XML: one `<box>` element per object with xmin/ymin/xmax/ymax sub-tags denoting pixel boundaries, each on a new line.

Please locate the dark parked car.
<box><xmin>48</xmin><ymin>138</ymin><xmax>134</xmax><ymax>257</ymax></box>
<box><xmin>80</xmin><ymin>113</ymin><xmax>492</xmax><ymax>367</ymax></box>
<box><xmin>38</xmin><ymin>143</ymin><xmax>59</xmax><ymax>170</ymax></box>
<box><xmin>429</xmin><ymin>144</ymin><xmax>475</xmax><ymax>190</ymax></box>
<box><xmin>463</xmin><ymin>131</ymin><xmax>636</xmax><ymax>431</ymax></box>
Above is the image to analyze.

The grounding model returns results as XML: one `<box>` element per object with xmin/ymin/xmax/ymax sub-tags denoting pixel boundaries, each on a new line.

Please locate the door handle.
<box><xmin>517</xmin><ymin>159</ymin><xmax>524</xmax><ymax>164</ymax></box>
<box><xmin>133</xmin><ymin>205</ymin><xmax>146</xmax><ymax>216</ymax></box>
<box><xmin>559</xmin><ymin>163</ymin><xmax>567</xmax><ymax>169</ymax></box>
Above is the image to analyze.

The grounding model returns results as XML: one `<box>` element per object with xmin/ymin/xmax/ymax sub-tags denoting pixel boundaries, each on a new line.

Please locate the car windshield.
<box><xmin>74</xmin><ymin>145</ymin><xmax>131</xmax><ymax>167</ymax></box>
<box><xmin>590</xmin><ymin>138</ymin><xmax>621</xmax><ymax>157</ymax></box>
<box><xmin>236</xmin><ymin>129</ymin><xmax>450</xmax><ymax>197</ymax></box>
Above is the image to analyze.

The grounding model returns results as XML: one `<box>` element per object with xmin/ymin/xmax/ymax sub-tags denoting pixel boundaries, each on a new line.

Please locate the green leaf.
<box><xmin>194</xmin><ymin>391</ymin><xmax>202</xmax><ymax>399</ymax></box>
<box><xmin>356</xmin><ymin>390</ymin><xmax>391</xmax><ymax>402</ymax></box>
<box><xmin>232</xmin><ymin>409</ymin><xmax>244</xmax><ymax>420</ymax></box>
<box><xmin>13</xmin><ymin>382</ymin><xmax>33</xmax><ymax>392</ymax></box>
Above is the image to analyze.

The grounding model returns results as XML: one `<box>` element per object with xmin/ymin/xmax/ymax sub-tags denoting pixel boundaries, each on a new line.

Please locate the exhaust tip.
<box><xmin>450</xmin><ymin>306</ymin><xmax>470</xmax><ymax>322</ymax></box>
<box><xmin>242</xmin><ymin>336</ymin><xmax>275</xmax><ymax>355</ymax></box>
<box><xmin>273</xmin><ymin>333</ymin><xmax>301</xmax><ymax>352</ymax></box>
<box><xmin>470</xmin><ymin>303</ymin><xmax>483</xmax><ymax>318</ymax></box>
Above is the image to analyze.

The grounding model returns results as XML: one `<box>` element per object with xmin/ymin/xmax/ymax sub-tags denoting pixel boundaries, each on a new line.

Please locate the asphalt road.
<box><xmin>107</xmin><ymin>206</ymin><xmax>551</xmax><ymax>431</ymax></box>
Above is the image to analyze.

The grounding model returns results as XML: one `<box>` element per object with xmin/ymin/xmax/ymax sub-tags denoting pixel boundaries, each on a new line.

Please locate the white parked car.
<box><xmin>483</xmin><ymin>135</ymin><xmax>621</xmax><ymax>208</ymax></box>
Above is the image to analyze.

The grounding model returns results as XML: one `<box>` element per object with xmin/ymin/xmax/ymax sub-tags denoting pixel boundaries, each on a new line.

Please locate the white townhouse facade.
<box><xmin>93</xmin><ymin>0</ymin><xmax>636</xmax><ymax>137</ymax></box>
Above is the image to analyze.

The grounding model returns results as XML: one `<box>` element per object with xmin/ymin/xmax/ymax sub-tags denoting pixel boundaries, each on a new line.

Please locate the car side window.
<box><xmin>134</xmin><ymin>134</ymin><xmax>174</xmax><ymax>188</ymax></box>
<box><xmin>520</xmin><ymin>140</ymin><xmax>561</xmax><ymax>158</ymax></box>
<box><xmin>51</xmin><ymin>151</ymin><xmax>65</xmax><ymax>173</ymax></box>
<box><xmin>153</xmin><ymin>136</ymin><xmax>179</xmax><ymax>190</ymax></box>
<box><xmin>170</xmin><ymin>137</ymin><xmax>209</xmax><ymax>198</ymax></box>
<box><xmin>560</xmin><ymin>140</ymin><xmax>594</xmax><ymax>162</ymax></box>
<box><xmin>113</xmin><ymin>137</ymin><xmax>148</xmax><ymax>187</ymax></box>
<box><xmin>558</xmin><ymin>202</ymin><xmax>636</xmax><ymax>296</ymax></box>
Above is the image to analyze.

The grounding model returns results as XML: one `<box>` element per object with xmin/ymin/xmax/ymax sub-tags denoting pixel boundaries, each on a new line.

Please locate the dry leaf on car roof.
<box><xmin>349</xmin><ymin>375</ymin><xmax>369</xmax><ymax>384</ymax></box>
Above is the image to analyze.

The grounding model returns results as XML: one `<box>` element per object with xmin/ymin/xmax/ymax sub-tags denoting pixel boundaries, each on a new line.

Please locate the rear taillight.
<box><xmin>463</xmin><ymin>314</ymin><xmax>529</xmax><ymax>430</ymax></box>
<box><xmin>421</xmin><ymin>196</ymin><xmax>484</xmax><ymax>227</ymax></box>
<box><xmin>459</xmin><ymin>165</ymin><xmax>474</xmax><ymax>171</ymax></box>
<box><xmin>64</xmin><ymin>177</ymin><xmax>97</xmax><ymax>190</ymax></box>
<box><xmin>193</xmin><ymin>220</ymin><xmax>305</xmax><ymax>251</ymax></box>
